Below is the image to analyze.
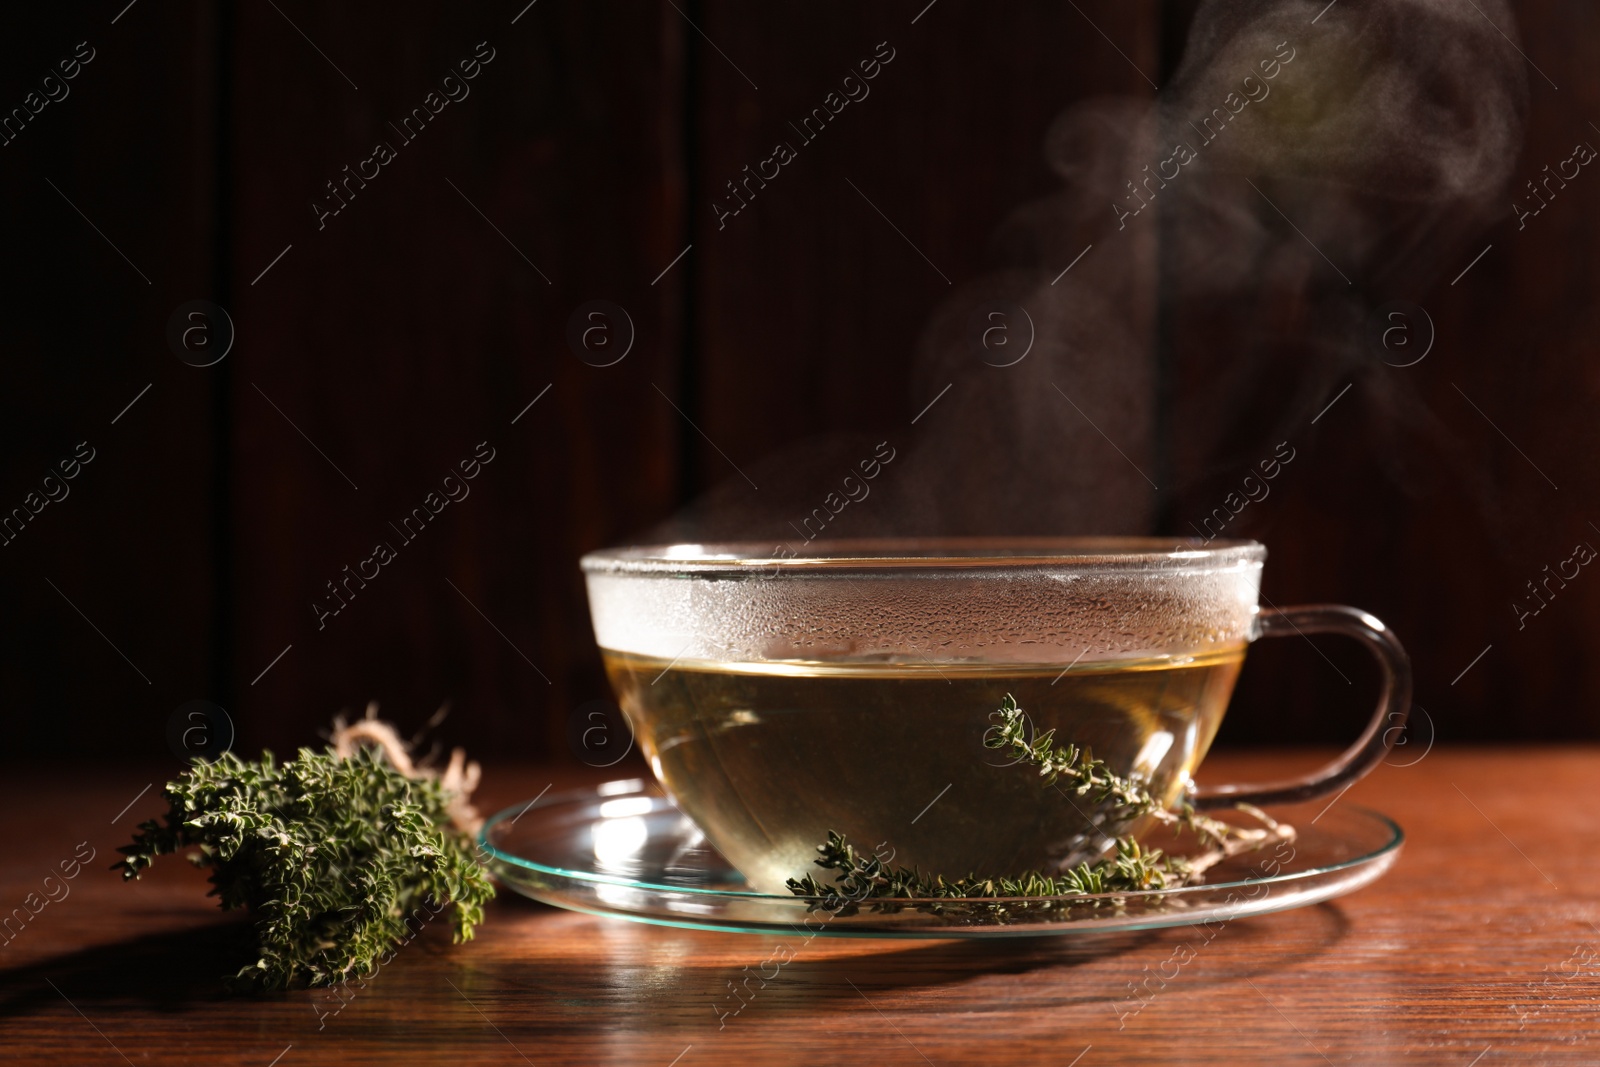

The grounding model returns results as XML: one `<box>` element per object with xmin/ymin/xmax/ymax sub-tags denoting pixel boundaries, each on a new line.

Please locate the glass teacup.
<box><xmin>581</xmin><ymin>538</ymin><xmax>1410</xmax><ymax>894</ymax></box>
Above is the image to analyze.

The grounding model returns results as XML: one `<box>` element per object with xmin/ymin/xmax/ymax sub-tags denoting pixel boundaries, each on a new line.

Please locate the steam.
<box><xmin>656</xmin><ymin>0</ymin><xmax>1528</xmax><ymax>544</ymax></box>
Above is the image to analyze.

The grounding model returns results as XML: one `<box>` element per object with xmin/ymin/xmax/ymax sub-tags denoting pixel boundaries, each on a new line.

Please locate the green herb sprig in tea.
<box><xmin>788</xmin><ymin>694</ymin><xmax>1294</xmax><ymax>911</ymax></box>
<box><xmin>984</xmin><ymin>693</ymin><xmax>1286</xmax><ymax>875</ymax></box>
<box><xmin>116</xmin><ymin>712</ymin><xmax>495</xmax><ymax>991</ymax></box>
<box><xmin>786</xmin><ymin>829</ymin><xmax>1189</xmax><ymax>905</ymax></box>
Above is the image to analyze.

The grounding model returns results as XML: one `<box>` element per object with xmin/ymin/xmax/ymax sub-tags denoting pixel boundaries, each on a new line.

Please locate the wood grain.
<box><xmin>2</xmin><ymin>750</ymin><xmax>1596</xmax><ymax>1065</ymax></box>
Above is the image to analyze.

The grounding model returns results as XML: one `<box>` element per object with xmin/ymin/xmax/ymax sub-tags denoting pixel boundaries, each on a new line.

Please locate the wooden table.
<box><xmin>3</xmin><ymin>749</ymin><xmax>1596</xmax><ymax>1066</ymax></box>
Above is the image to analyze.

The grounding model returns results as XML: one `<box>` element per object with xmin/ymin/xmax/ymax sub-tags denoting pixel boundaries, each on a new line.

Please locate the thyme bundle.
<box><xmin>116</xmin><ymin>711</ymin><xmax>495</xmax><ymax>991</ymax></box>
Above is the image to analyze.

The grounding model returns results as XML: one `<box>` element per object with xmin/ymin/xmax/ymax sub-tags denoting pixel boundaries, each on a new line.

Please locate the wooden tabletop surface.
<box><xmin>2</xmin><ymin>748</ymin><xmax>1597</xmax><ymax>1066</ymax></box>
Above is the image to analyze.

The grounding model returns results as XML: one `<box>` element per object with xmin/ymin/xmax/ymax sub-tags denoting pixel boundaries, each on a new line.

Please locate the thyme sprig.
<box><xmin>117</xmin><ymin>735</ymin><xmax>494</xmax><ymax>991</ymax></box>
<box><xmin>789</xmin><ymin>693</ymin><xmax>1294</xmax><ymax>909</ymax></box>
<box><xmin>983</xmin><ymin>693</ymin><xmax>1163</xmax><ymax>824</ymax></box>
<box><xmin>985</xmin><ymin>693</ymin><xmax>1291</xmax><ymax>875</ymax></box>
<box><xmin>786</xmin><ymin>829</ymin><xmax>1191</xmax><ymax>909</ymax></box>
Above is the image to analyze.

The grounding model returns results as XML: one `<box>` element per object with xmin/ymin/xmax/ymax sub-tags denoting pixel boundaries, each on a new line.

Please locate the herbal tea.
<box><xmin>602</xmin><ymin>649</ymin><xmax>1245</xmax><ymax>893</ymax></box>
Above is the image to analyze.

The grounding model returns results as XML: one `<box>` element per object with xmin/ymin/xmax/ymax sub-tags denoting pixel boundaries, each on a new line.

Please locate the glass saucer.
<box><xmin>479</xmin><ymin>779</ymin><xmax>1403</xmax><ymax>937</ymax></box>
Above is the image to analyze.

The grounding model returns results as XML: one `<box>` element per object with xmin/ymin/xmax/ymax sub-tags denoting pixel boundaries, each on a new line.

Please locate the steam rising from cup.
<box><xmin>653</xmin><ymin>0</ymin><xmax>1528</xmax><ymax>543</ymax></box>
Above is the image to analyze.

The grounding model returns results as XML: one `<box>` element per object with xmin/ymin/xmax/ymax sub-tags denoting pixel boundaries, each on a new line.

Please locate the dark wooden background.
<box><xmin>2</xmin><ymin>0</ymin><xmax>1594</xmax><ymax>768</ymax></box>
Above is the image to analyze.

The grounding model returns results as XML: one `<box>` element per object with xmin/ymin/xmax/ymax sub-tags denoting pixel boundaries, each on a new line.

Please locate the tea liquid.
<box><xmin>602</xmin><ymin>649</ymin><xmax>1245</xmax><ymax>893</ymax></box>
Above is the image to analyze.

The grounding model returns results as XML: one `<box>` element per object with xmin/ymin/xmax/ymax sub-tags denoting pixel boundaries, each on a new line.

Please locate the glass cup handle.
<box><xmin>1191</xmin><ymin>604</ymin><xmax>1412</xmax><ymax>811</ymax></box>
